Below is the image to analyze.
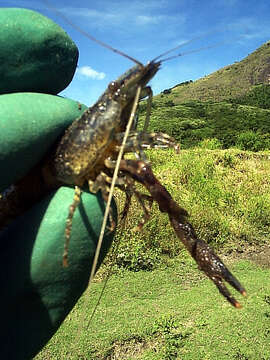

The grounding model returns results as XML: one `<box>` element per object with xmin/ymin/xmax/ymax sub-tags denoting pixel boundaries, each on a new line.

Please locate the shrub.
<box><xmin>164</xmin><ymin>100</ymin><xmax>175</xmax><ymax>107</ymax></box>
<box><xmin>236</xmin><ymin>130</ymin><xmax>269</xmax><ymax>151</ymax></box>
<box><xmin>234</xmin><ymin>84</ymin><xmax>270</xmax><ymax>109</ymax></box>
<box><xmin>198</xmin><ymin>138</ymin><xmax>223</xmax><ymax>149</ymax></box>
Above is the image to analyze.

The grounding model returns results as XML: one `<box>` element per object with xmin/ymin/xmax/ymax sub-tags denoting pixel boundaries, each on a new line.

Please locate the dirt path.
<box><xmin>226</xmin><ymin>244</ymin><xmax>270</xmax><ymax>268</ymax></box>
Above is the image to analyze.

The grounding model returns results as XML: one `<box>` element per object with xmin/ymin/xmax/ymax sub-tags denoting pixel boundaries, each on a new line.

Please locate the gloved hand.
<box><xmin>0</xmin><ymin>93</ymin><xmax>117</xmax><ymax>360</ymax></box>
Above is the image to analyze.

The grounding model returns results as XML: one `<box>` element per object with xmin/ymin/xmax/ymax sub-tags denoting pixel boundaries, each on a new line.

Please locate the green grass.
<box><xmin>35</xmin><ymin>148</ymin><xmax>270</xmax><ymax>359</ymax></box>
<box><xmin>36</xmin><ymin>259</ymin><xmax>270</xmax><ymax>359</ymax></box>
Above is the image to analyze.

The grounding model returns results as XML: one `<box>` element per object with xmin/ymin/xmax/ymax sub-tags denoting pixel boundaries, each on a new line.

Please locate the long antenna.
<box><xmin>160</xmin><ymin>41</ymin><xmax>227</xmax><ymax>63</ymax></box>
<box><xmin>152</xmin><ymin>28</ymin><xmax>227</xmax><ymax>62</ymax></box>
<box><xmin>42</xmin><ymin>0</ymin><xmax>143</xmax><ymax>66</ymax></box>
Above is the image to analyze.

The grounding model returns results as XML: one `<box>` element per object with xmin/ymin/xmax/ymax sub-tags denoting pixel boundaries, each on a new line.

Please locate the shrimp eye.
<box><xmin>108</xmin><ymin>81</ymin><xmax>120</xmax><ymax>93</ymax></box>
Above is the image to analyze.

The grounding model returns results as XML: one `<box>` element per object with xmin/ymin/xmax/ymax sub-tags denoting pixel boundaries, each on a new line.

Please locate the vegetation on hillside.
<box><xmin>138</xmin><ymin>100</ymin><xmax>270</xmax><ymax>150</ymax></box>
<box><xmin>231</xmin><ymin>84</ymin><xmax>270</xmax><ymax>109</ymax></box>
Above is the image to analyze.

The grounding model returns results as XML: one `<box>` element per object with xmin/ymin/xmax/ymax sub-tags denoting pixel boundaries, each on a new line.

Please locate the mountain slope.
<box><xmin>158</xmin><ymin>41</ymin><xmax>270</xmax><ymax>104</ymax></box>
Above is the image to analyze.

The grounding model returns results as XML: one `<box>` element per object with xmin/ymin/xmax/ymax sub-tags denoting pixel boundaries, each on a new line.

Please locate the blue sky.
<box><xmin>2</xmin><ymin>0</ymin><xmax>270</xmax><ymax>106</ymax></box>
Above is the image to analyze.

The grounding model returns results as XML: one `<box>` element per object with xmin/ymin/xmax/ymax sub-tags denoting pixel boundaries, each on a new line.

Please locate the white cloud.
<box><xmin>135</xmin><ymin>15</ymin><xmax>165</xmax><ymax>25</ymax></box>
<box><xmin>77</xmin><ymin>66</ymin><xmax>106</xmax><ymax>80</ymax></box>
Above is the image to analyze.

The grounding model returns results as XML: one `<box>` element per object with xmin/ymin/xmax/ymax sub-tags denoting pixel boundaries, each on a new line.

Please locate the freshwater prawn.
<box><xmin>41</xmin><ymin>3</ymin><xmax>247</xmax><ymax>307</ymax></box>
<box><xmin>1</xmin><ymin>1</ymin><xmax>247</xmax><ymax>308</ymax></box>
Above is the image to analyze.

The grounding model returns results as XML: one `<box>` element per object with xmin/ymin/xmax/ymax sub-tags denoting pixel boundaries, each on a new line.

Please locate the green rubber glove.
<box><xmin>0</xmin><ymin>93</ymin><xmax>117</xmax><ymax>360</ymax></box>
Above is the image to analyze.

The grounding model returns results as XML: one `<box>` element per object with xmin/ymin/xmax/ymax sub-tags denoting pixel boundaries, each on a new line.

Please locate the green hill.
<box><xmin>139</xmin><ymin>41</ymin><xmax>270</xmax><ymax>150</ymax></box>
<box><xmin>159</xmin><ymin>41</ymin><xmax>270</xmax><ymax>104</ymax></box>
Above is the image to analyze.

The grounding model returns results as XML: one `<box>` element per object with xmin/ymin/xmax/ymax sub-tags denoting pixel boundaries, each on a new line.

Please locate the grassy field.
<box><xmin>36</xmin><ymin>148</ymin><xmax>270</xmax><ymax>359</ymax></box>
<box><xmin>36</xmin><ymin>259</ymin><xmax>270</xmax><ymax>359</ymax></box>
